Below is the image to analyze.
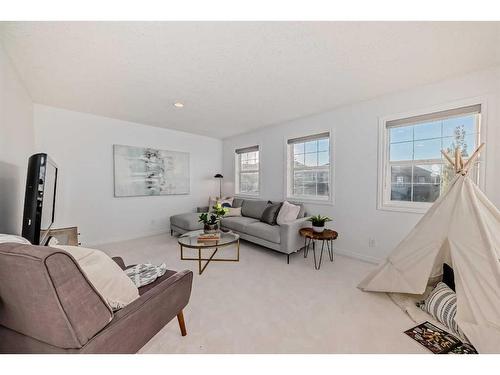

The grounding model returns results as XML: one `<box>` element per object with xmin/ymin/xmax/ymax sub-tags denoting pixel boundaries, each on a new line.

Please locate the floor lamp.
<box><xmin>214</xmin><ymin>174</ymin><xmax>223</xmax><ymax>199</ymax></box>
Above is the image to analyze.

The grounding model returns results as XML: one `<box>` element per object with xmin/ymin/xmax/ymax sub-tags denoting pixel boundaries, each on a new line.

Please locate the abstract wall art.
<box><xmin>113</xmin><ymin>144</ymin><xmax>190</xmax><ymax>197</ymax></box>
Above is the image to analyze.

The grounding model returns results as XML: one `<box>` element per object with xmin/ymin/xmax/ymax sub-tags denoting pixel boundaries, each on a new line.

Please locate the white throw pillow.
<box><xmin>55</xmin><ymin>245</ymin><xmax>139</xmax><ymax>311</ymax></box>
<box><xmin>0</xmin><ymin>234</ymin><xmax>31</xmax><ymax>245</ymax></box>
<box><xmin>225</xmin><ymin>207</ymin><xmax>242</xmax><ymax>217</ymax></box>
<box><xmin>276</xmin><ymin>201</ymin><xmax>301</xmax><ymax>225</ymax></box>
<box><xmin>219</xmin><ymin>197</ymin><xmax>234</xmax><ymax>208</ymax></box>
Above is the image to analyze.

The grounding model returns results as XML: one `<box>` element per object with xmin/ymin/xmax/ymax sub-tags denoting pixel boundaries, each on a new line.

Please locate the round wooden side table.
<box><xmin>299</xmin><ymin>228</ymin><xmax>338</xmax><ymax>270</ymax></box>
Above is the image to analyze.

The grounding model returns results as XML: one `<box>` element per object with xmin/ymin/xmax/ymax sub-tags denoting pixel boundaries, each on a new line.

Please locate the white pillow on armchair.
<box><xmin>0</xmin><ymin>234</ymin><xmax>31</xmax><ymax>245</ymax></box>
<box><xmin>55</xmin><ymin>245</ymin><xmax>139</xmax><ymax>311</ymax></box>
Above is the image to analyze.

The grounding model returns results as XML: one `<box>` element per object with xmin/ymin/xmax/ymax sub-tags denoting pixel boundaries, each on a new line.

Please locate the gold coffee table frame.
<box><xmin>178</xmin><ymin>230</ymin><xmax>240</xmax><ymax>275</ymax></box>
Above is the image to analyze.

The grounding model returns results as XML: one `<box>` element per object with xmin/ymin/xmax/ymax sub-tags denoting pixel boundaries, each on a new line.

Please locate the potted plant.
<box><xmin>199</xmin><ymin>203</ymin><xmax>229</xmax><ymax>233</ymax></box>
<box><xmin>307</xmin><ymin>214</ymin><xmax>332</xmax><ymax>233</ymax></box>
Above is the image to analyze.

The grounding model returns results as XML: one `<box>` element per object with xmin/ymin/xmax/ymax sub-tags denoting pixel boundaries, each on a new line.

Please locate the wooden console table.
<box><xmin>47</xmin><ymin>226</ymin><xmax>80</xmax><ymax>246</ymax></box>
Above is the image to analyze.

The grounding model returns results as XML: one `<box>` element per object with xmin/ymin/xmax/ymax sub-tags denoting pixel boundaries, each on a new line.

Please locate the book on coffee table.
<box><xmin>404</xmin><ymin>321</ymin><xmax>477</xmax><ymax>354</ymax></box>
<box><xmin>197</xmin><ymin>233</ymin><xmax>221</xmax><ymax>243</ymax></box>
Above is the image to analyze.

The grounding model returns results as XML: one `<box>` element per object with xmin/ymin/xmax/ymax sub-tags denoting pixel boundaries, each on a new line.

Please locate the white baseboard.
<box><xmin>92</xmin><ymin>230</ymin><xmax>382</xmax><ymax>265</ymax></box>
<box><xmin>333</xmin><ymin>247</ymin><xmax>381</xmax><ymax>264</ymax></box>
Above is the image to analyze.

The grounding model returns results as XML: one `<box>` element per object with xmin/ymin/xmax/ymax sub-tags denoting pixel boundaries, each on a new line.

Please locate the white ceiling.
<box><xmin>1</xmin><ymin>22</ymin><xmax>499</xmax><ymax>139</ymax></box>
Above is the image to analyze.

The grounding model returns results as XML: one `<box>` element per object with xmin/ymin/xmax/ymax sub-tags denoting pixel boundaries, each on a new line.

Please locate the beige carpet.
<box><xmin>98</xmin><ymin>233</ymin><xmax>427</xmax><ymax>354</ymax></box>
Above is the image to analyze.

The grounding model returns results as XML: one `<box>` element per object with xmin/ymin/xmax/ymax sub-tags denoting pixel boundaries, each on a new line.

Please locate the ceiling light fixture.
<box><xmin>173</xmin><ymin>101</ymin><xmax>184</xmax><ymax>108</ymax></box>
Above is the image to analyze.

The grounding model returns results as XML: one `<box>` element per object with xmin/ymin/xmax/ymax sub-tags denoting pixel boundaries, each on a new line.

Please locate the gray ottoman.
<box><xmin>170</xmin><ymin>213</ymin><xmax>204</xmax><ymax>235</ymax></box>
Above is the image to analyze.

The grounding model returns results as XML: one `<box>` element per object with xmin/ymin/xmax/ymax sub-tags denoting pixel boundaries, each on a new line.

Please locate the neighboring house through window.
<box><xmin>235</xmin><ymin>145</ymin><xmax>259</xmax><ymax>195</ymax></box>
<box><xmin>379</xmin><ymin>104</ymin><xmax>482</xmax><ymax>212</ymax></box>
<box><xmin>286</xmin><ymin>132</ymin><xmax>332</xmax><ymax>202</ymax></box>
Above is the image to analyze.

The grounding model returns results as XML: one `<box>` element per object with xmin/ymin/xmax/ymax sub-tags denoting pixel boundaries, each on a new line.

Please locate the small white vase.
<box><xmin>312</xmin><ymin>225</ymin><xmax>325</xmax><ymax>233</ymax></box>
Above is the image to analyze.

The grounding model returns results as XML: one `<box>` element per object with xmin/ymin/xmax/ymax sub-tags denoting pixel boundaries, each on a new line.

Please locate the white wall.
<box><xmin>0</xmin><ymin>43</ymin><xmax>34</xmax><ymax>234</ymax></box>
<box><xmin>223</xmin><ymin>67</ymin><xmax>500</xmax><ymax>263</ymax></box>
<box><xmin>34</xmin><ymin>105</ymin><xmax>223</xmax><ymax>245</ymax></box>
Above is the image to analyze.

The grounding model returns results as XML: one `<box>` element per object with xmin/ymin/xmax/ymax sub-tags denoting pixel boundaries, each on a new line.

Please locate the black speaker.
<box><xmin>22</xmin><ymin>153</ymin><xmax>58</xmax><ymax>245</ymax></box>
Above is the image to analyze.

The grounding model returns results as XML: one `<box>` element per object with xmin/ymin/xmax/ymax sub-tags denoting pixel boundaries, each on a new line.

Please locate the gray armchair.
<box><xmin>0</xmin><ymin>243</ymin><xmax>193</xmax><ymax>354</ymax></box>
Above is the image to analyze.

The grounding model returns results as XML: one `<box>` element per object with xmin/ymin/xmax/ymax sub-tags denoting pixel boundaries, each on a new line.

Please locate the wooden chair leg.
<box><xmin>177</xmin><ymin>311</ymin><xmax>187</xmax><ymax>336</ymax></box>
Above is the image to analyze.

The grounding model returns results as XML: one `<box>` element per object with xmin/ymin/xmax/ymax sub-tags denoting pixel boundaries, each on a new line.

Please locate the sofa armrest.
<box><xmin>279</xmin><ymin>216</ymin><xmax>311</xmax><ymax>254</ymax></box>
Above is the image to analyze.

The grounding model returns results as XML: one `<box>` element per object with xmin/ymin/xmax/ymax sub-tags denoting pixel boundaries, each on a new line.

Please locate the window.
<box><xmin>286</xmin><ymin>132</ymin><xmax>331</xmax><ymax>201</ymax></box>
<box><xmin>380</xmin><ymin>104</ymin><xmax>481</xmax><ymax>211</ymax></box>
<box><xmin>235</xmin><ymin>146</ymin><xmax>259</xmax><ymax>195</ymax></box>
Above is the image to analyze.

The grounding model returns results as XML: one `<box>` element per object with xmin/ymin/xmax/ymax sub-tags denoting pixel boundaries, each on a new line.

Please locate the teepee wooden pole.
<box><xmin>463</xmin><ymin>143</ymin><xmax>485</xmax><ymax>171</ymax></box>
<box><xmin>441</xmin><ymin>150</ymin><xmax>455</xmax><ymax>168</ymax></box>
<box><xmin>455</xmin><ymin>148</ymin><xmax>460</xmax><ymax>173</ymax></box>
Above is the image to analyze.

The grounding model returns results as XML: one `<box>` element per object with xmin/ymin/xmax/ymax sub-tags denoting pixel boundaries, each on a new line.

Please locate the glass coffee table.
<box><xmin>178</xmin><ymin>230</ymin><xmax>240</xmax><ymax>275</ymax></box>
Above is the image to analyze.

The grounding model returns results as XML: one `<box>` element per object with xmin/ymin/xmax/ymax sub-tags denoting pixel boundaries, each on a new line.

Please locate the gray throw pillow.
<box><xmin>241</xmin><ymin>200</ymin><xmax>270</xmax><ymax>219</ymax></box>
<box><xmin>260</xmin><ymin>203</ymin><xmax>283</xmax><ymax>225</ymax></box>
<box><xmin>232</xmin><ymin>198</ymin><xmax>244</xmax><ymax>208</ymax></box>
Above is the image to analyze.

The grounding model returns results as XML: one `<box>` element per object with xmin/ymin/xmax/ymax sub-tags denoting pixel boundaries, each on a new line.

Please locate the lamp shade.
<box><xmin>214</xmin><ymin>174</ymin><xmax>223</xmax><ymax>178</ymax></box>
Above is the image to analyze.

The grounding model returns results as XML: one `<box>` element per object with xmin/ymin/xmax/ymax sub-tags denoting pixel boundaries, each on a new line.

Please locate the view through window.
<box><xmin>386</xmin><ymin>105</ymin><xmax>481</xmax><ymax>205</ymax></box>
<box><xmin>235</xmin><ymin>146</ymin><xmax>259</xmax><ymax>195</ymax></box>
<box><xmin>287</xmin><ymin>132</ymin><xmax>330</xmax><ymax>200</ymax></box>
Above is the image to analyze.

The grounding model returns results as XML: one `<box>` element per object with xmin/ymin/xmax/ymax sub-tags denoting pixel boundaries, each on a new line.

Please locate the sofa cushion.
<box><xmin>170</xmin><ymin>212</ymin><xmax>204</xmax><ymax>231</ymax></box>
<box><xmin>220</xmin><ymin>216</ymin><xmax>259</xmax><ymax>232</ymax></box>
<box><xmin>276</xmin><ymin>201</ymin><xmax>301</xmax><ymax>225</ymax></box>
<box><xmin>244</xmin><ymin>222</ymin><xmax>281</xmax><ymax>244</ymax></box>
<box><xmin>288</xmin><ymin>201</ymin><xmax>306</xmax><ymax>218</ymax></box>
<box><xmin>241</xmin><ymin>200</ymin><xmax>270</xmax><ymax>219</ymax></box>
<box><xmin>260</xmin><ymin>203</ymin><xmax>282</xmax><ymax>225</ymax></box>
<box><xmin>225</xmin><ymin>207</ymin><xmax>242</xmax><ymax>217</ymax></box>
<box><xmin>232</xmin><ymin>198</ymin><xmax>244</xmax><ymax>208</ymax></box>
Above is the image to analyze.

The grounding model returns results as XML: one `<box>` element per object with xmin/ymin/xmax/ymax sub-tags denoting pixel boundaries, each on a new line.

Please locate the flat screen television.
<box><xmin>22</xmin><ymin>153</ymin><xmax>58</xmax><ymax>245</ymax></box>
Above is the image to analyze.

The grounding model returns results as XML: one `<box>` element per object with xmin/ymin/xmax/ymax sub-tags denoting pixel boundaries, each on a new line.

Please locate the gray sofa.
<box><xmin>170</xmin><ymin>198</ymin><xmax>310</xmax><ymax>263</ymax></box>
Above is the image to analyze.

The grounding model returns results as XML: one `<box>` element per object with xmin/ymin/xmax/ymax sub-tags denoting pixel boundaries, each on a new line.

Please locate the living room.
<box><xmin>1</xmin><ymin>1</ymin><xmax>500</xmax><ymax>372</ymax></box>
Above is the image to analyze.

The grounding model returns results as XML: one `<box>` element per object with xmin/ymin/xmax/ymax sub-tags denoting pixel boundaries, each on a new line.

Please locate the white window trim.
<box><xmin>377</xmin><ymin>97</ymin><xmax>488</xmax><ymax>214</ymax></box>
<box><xmin>234</xmin><ymin>144</ymin><xmax>261</xmax><ymax>198</ymax></box>
<box><xmin>283</xmin><ymin>129</ymin><xmax>335</xmax><ymax>205</ymax></box>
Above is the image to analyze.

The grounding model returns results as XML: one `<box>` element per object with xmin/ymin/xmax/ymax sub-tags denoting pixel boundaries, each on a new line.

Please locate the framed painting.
<box><xmin>113</xmin><ymin>144</ymin><xmax>190</xmax><ymax>197</ymax></box>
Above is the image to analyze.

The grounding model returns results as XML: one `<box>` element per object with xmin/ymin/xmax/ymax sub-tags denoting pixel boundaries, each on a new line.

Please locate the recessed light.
<box><xmin>173</xmin><ymin>102</ymin><xmax>184</xmax><ymax>108</ymax></box>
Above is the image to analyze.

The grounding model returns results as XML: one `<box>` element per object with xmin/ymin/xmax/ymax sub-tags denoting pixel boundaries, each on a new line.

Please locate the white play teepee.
<box><xmin>358</xmin><ymin>144</ymin><xmax>500</xmax><ymax>353</ymax></box>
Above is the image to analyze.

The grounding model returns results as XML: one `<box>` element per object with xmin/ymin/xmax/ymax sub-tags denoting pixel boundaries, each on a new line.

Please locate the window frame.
<box><xmin>234</xmin><ymin>144</ymin><xmax>261</xmax><ymax>197</ymax></box>
<box><xmin>377</xmin><ymin>99</ymin><xmax>487</xmax><ymax>214</ymax></box>
<box><xmin>284</xmin><ymin>130</ymin><xmax>334</xmax><ymax>204</ymax></box>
